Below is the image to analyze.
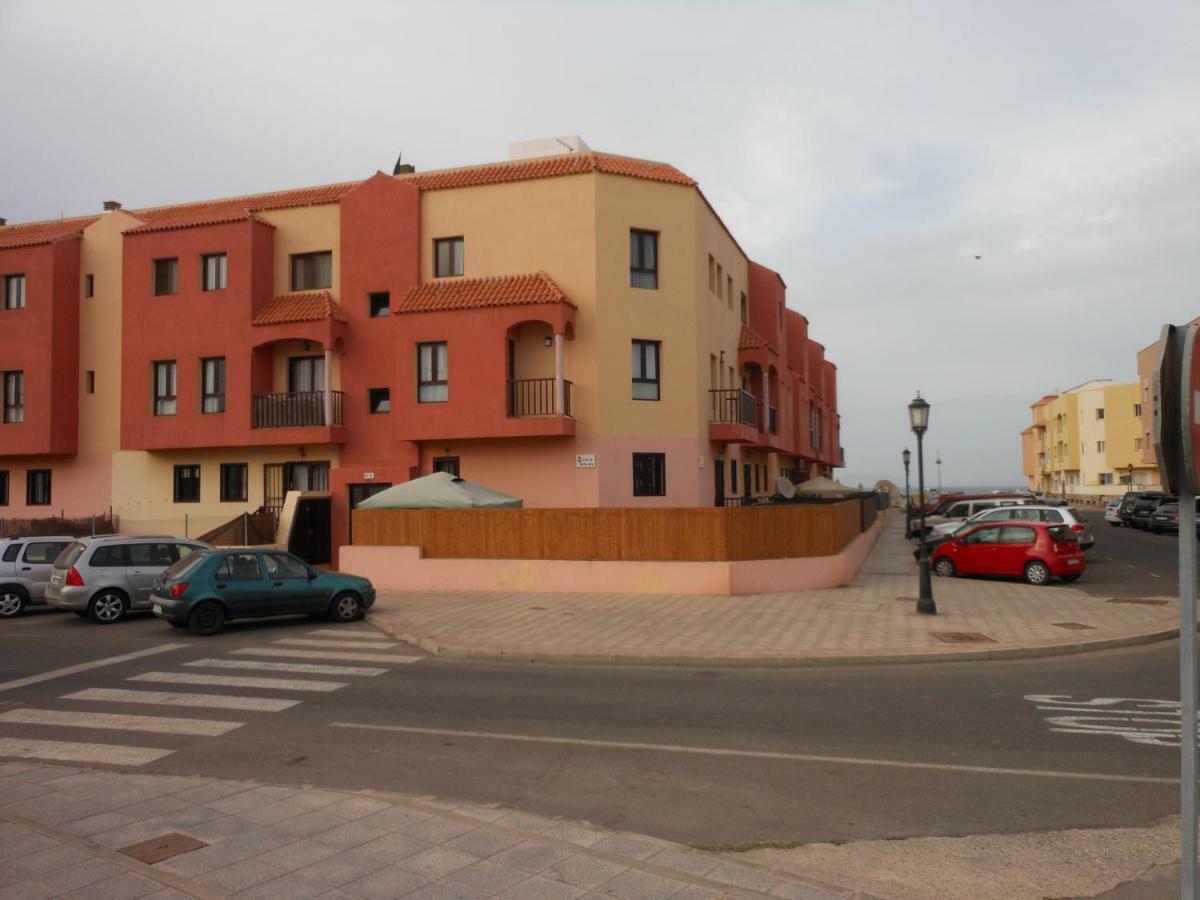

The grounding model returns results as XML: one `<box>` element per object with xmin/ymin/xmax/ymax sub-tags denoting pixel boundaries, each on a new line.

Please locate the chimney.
<box><xmin>392</xmin><ymin>154</ymin><xmax>415</xmax><ymax>176</ymax></box>
<box><xmin>103</xmin><ymin>200</ymin><xmax>122</xmax><ymax>211</ymax></box>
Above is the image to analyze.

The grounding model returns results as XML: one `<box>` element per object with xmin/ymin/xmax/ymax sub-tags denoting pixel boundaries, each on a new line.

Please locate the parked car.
<box><xmin>926</xmin><ymin>505</ymin><xmax>1094</xmax><ymax>550</ymax></box>
<box><xmin>1104</xmin><ymin>498</ymin><xmax>1124</xmax><ymax>527</ymax></box>
<box><xmin>1148</xmin><ymin>499</ymin><xmax>1200</xmax><ymax>535</ymax></box>
<box><xmin>0</xmin><ymin>535</ymin><xmax>76</xmax><ymax>618</ymax></box>
<box><xmin>919</xmin><ymin>497</ymin><xmax>1035</xmax><ymax>536</ymax></box>
<box><xmin>150</xmin><ymin>549</ymin><xmax>375</xmax><ymax>636</ymax></box>
<box><xmin>1120</xmin><ymin>491</ymin><xmax>1162</xmax><ymax>527</ymax></box>
<box><xmin>45</xmin><ymin>535</ymin><xmax>210</xmax><ymax>623</ymax></box>
<box><xmin>930</xmin><ymin>522</ymin><xmax>1084</xmax><ymax>585</ymax></box>
<box><xmin>1131</xmin><ymin>494</ymin><xmax>1174</xmax><ymax>530</ymax></box>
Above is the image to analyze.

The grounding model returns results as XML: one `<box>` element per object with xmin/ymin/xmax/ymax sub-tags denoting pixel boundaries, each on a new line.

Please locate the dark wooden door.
<box><xmin>289</xmin><ymin>498</ymin><xmax>331</xmax><ymax>565</ymax></box>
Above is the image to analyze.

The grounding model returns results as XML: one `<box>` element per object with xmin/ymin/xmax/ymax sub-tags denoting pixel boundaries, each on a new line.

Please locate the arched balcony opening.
<box><xmin>249</xmin><ymin>336</ymin><xmax>344</xmax><ymax>429</ymax></box>
<box><xmin>505</xmin><ymin>319</ymin><xmax>573</xmax><ymax>418</ymax></box>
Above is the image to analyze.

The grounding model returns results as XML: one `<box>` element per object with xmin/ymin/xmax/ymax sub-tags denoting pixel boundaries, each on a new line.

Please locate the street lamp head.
<box><xmin>902</xmin><ymin>448</ymin><xmax>911</xmax><ymax>466</ymax></box>
<box><xmin>908</xmin><ymin>393</ymin><xmax>930</xmax><ymax>436</ymax></box>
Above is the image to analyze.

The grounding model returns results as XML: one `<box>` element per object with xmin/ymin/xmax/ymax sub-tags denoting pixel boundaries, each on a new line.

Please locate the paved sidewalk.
<box><xmin>368</xmin><ymin>518</ymin><xmax>1180</xmax><ymax>667</ymax></box>
<box><xmin>0</xmin><ymin>761</ymin><xmax>863</xmax><ymax>899</ymax></box>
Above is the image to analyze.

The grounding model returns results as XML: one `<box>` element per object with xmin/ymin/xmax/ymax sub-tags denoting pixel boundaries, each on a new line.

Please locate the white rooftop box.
<box><xmin>509</xmin><ymin>135</ymin><xmax>592</xmax><ymax>160</ymax></box>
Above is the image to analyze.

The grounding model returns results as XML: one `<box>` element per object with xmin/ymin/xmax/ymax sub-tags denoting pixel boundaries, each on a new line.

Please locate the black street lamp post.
<box><xmin>902</xmin><ymin>449</ymin><xmax>912</xmax><ymax>539</ymax></box>
<box><xmin>909</xmin><ymin>393</ymin><xmax>936</xmax><ymax>615</ymax></box>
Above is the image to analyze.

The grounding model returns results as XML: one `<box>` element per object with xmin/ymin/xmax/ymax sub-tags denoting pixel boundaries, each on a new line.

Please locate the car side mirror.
<box><xmin>308</xmin><ymin>570</ymin><xmax>318</xmax><ymax>580</ymax></box>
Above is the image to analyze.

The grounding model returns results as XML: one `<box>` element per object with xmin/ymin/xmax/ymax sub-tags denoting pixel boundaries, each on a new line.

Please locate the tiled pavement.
<box><xmin>0</xmin><ymin>762</ymin><xmax>865</xmax><ymax>899</ymax></box>
<box><xmin>367</xmin><ymin>517</ymin><xmax>1180</xmax><ymax>666</ymax></box>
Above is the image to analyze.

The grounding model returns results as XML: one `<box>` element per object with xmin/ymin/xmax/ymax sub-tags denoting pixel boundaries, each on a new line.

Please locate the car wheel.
<box><xmin>0</xmin><ymin>588</ymin><xmax>27</xmax><ymax>619</ymax></box>
<box><xmin>1061</xmin><ymin>573</ymin><xmax>1081</xmax><ymax>583</ymax></box>
<box><xmin>188</xmin><ymin>602</ymin><xmax>225</xmax><ymax>637</ymax></box>
<box><xmin>1024</xmin><ymin>561</ymin><xmax>1050</xmax><ymax>586</ymax></box>
<box><xmin>89</xmin><ymin>591</ymin><xmax>128</xmax><ymax>624</ymax></box>
<box><xmin>330</xmin><ymin>592</ymin><xmax>362</xmax><ymax>623</ymax></box>
<box><xmin>933</xmin><ymin>558</ymin><xmax>956</xmax><ymax>577</ymax></box>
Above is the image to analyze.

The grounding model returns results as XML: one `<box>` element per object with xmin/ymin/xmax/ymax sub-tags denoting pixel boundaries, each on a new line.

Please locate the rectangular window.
<box><xmin>26</xmin><ymin>469</ymin><xmax>50</xmax><ymax>506</ymax></box>
<box><xmin>3</xmin><ymin>274</ymin><xmax>26</xmax><ymax>309</ymax></box>
<box><xmin>152</xmin><ymin>361</ymin><xmax>177</xmax><ymax>415</ymax></box>
<box><xmin>418</xmin><ymin>342</ymin><xmax>448</xmax><ymax>402</ymax></box>
<box><xmin>434</xmin><ymin>237</ymin><xmax>464</xmax><ymax>278</ymax></box>
<box><xmin>287</xmin><ymin>356</ymin><xmax>325</xmax><ymax>393</ymax></box>
<box><xmin>219</xmin><ymin>463</ymin><xmax>248</xmax><ymax>502</ymax></box>
<box><xmin>708</xmin><ymin>255</ymin><xmax>716</xmax><ymax>292</ymax></box>
<box><xmin>86</xmin><ymin>371</ymin><xmax>95</xmax><ymax>395</ymax></box>
<box><xmin>1097</xmin><ymin>441</ymin><xmax>1106</xmax><ymax>452</ymax></box>
<box><xmin>173</xmin><ymin>464</ymin><xmax>201</xmax><ymax>503</ymax></box>
<box><xmin>1095</xmin><ymin>408</ymin><xmax>1105</xmax><ymax>420</ymax></box>
<box><xmin>369</xmin><ymin>387</ymin><xmax>391</xmax><ymax>414</ymax></box>
<box><xmin>728</xmin><ymin>276</ymin><xmax>734</xmax><ymax>307</ymax></box>
<box><xmin>369</xmin><ymin>291</ymin><xmax>391</xmax><ymax>318</ymax></box>
<box><xmin>1134</xmin><ymin>403</ymin><xmax>1143</xmax><ymax>417</ymax></box>
<box><xmin>1135</xmin><ymin>437</ymin><xmax>1144</xmax><ymax>450</ymax></box>
<box><xmin>201</xmin><ymin>357</ymin><xmax>225</xmax><ymax>413</ymax></box>
<box><xmin>201</xmin><ymin>253</ymin><xmax>228</xmax><ymax>291</ymax></box>
<box><xmin>0</xmin><ymin>470</ymin><xmax>7</xmax><ymax>506</ymax></box>
<box><xmin>84</xmin><ymin>274</ymin><xmax>94</xmax><ymax>298</ymax></box>
<box><xmin>740</xmin><ymin>292</ymin><xmax>747</xmax><ymax>324</ymax></box>
<box><xmin>433</xmin><ymin>457</ymin><xmax>460</xmax><ymax>477</ymax></box>
<box><xmin>290</xmin><ymin>251</ymin><xmax>333</xmax><ymax>291</ymax></box>
<box><xmin>218</xmin><ymin>553</ymin><xmax>262</xmax><ymax>582</ymax></box>
<box><xmin>2</xmin><ymin>371</ymin><xmax>23</xmax><ymax>423</ymax></box>
<box><xmin>153</xmin><ymin>258</ymin><xmax>178</xmax><ymax>296</ymax></box>
<box><xmin>632</xmin><ymin>452</ymin><xmax>666</xmax><ymax>497</ymax></box>
<box><xmin>629</xmin><ymin>229</ymin><xmax>658</xmax><ymax>289</ymax></box>
<box><xmin>716</xmin><ymin>263</ymin><xmax>723</xmax><ymax>300</ymax></box>
<box><xmin>632</xmin><ymin>340</ymin><xmax>661</xmax><ymax>401</ymax></box>
<box><xmin>285</xmin><ymin>461</ymin><xmax>329</xmax><ymax>492</ymax></box>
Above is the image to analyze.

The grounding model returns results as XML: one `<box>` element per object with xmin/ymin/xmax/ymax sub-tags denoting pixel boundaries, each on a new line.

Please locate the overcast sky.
<box><xmin>3</xmin><ymin>1</ymin><xmax>1197</xmax><ymax>489</ymax></box>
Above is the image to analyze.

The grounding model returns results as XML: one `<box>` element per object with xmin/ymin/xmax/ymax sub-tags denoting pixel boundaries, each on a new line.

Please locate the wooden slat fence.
<box><xmin>352</xmin><ymin>499</ymin><xmax>880</xmax><ymax>562</ymax></box>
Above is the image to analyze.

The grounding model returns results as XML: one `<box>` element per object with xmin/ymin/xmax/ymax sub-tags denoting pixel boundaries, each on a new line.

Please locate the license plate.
<box><xmin>152</xmin><ymin>603</ymin><xmax>162</xmax><ymax>615</ymax></box>
<box><xmin>1066</xmin><ymin>558</ymin><xmax>1080</xmax><ymax>566</ymax></box>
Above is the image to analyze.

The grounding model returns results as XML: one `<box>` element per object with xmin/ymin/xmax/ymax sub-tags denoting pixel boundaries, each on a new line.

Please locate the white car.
<box><xmin>930</xmin><ymin>505</ymin><xmax>1095</xmax><ymax>550</ymax></box>
<box><xmin>1104</xmin><ymin>498</ymin><xmax>1124</xmax><ymax>526</ymax></box>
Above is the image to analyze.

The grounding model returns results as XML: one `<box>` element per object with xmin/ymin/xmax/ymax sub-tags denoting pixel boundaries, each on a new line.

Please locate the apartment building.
<box><xmin>0</xmin><ymin>138</ymin><xmax>843</xmax><ymax>564</ymax></box>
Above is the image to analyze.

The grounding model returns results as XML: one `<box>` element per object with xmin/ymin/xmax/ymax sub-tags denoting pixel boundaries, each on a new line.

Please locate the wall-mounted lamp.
<box><xmin>544</xmin><ymin>336</ymin><xmax>553</xmax><ymax>348</ymax></box>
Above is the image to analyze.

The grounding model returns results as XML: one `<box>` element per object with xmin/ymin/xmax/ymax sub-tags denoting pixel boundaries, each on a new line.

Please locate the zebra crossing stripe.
<box><xmin>0</xmin><ymin>737</ymin><xmax>173</xmax><ymax>766</ymax></box>
<box><xmin>232</xmin><ymin>648</ymin><xmax>420</xmax><ymax>665</ymax></box>
<box><xmin>129</xmin><ymin>672</ymin><xmax>347</xmax><ymax>692</ymax></box>
<box><xmin>63</xmin><ymin>688</ymin><xmax>299</xmax><ymax>712</ymax></box>
<box><xmin>185</xmin><ymin>658</ymin><xmax>387</xmax><ymax>677</ymax></box>
<box><xmin>306</xmin><ymin>629</ymin><xmax>391</xmax><ymax>640</ymax></box>
<box><xmin>274</xmin><ymin>638</ymin><xmax>399</xmax><ymax>650</ymax></box>
<box><xmin>0</xmin><ymin>708</ymin><xmax>242</xmax><ymax>736</ymax></box>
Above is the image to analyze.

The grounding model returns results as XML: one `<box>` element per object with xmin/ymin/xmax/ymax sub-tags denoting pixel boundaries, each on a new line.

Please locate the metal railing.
<box><xmin>252</xmin><ymin>391</ymin><xmax>343</xmax><ymax>429</ymax></box>
<box><xmin>708</xmin><ymin>389</ymin><xmax>757</xmax><ymax>427</ymax></box>
<box><xmin>507</xmin><ymin>378</ymin><xmax>573</xmax><ymax>418</ymax></box>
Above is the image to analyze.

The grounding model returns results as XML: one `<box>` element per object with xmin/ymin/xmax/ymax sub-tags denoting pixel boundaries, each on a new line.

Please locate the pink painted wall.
<box><xmin>595</xmin><ymin>435</ymin><xmax>709</xmax><ymax>507</ymax></box>
<box><xmin>1</xmin><ymin>453</ymin><xmax>114</xmax><ymax>519</ymax></box>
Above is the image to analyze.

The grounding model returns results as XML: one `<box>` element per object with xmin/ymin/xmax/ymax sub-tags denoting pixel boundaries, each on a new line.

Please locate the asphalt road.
<box><xmin>1080</xmin><ymin>515</ymin><xmax>1183</xmax><ymax>598</ymax></box>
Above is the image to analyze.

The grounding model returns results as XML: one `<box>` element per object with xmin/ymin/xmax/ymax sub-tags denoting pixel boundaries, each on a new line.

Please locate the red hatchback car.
<box><xmin>929</xmin><ymin>521</ymin><xmax>1084</xmax><ymax>585</ymax></box>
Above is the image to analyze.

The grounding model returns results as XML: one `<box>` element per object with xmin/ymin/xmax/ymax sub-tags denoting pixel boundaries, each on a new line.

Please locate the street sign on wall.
<box><xmin>1153</xmin><ymin>324</ymin><xmax>1185</xmax><ymax>495</ymax></box>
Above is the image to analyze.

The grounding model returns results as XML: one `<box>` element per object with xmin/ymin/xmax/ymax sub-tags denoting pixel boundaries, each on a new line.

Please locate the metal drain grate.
<box><xmin>1051</xmin><ymin>621</ymin><xmax>1096</xmax><ymax>630</ymax></box>
<box><xmin>120</xmin><ymin>832</ymin><xmax>207</xmax><ymax>865</ymax></box>
<box><xmin>1106</xmin><ymin>597</ymin><xmax>1169</xmax><ymax>606</ymax></box>
<box><xmin>931</xmin><ymin>631</ymin><xmax>996</xmax><ymax>644</ymax></box>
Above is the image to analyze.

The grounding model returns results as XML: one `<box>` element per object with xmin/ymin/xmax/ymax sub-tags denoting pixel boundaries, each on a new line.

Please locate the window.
<box><xmin>1099</xmin><ymin>472</ymin><xmax>1114</xmax><ymax>485</ymax></box>
<box><xmin>0</xmin><ymin>470</ymin><xmax>7</xmax><ymax>506</ymax></box>
<box><xmin>153</xmin><ymin>258</ymin><xmax>178</xmax><ymax>296</ymax></box>
<box><xmin>433</xmin><ymin>237</ymin><xmax>464</xmax><ymax>278</ymax></box>
<box><xmin>26</xmin><ymin>469</ymin><xmax>50</xmax><ymax>506</ymax></box>
<box><xmin>632</xmin><ymin>452</ymin><xmax>666</xmax><ymax>497</ymax></box>
<box><xmin>740</xmin><ymin>292</ymin><xmax>747</xmax><ymax>324</ymax></box>
<box><xmin>220</xmin><ymin>463</ymin><xmax>248</xmax><ymax>502</ymax></box>
<box><xmin>21</xmin><ymin>541</ymin><xmax>68</xmax><ymax>564</ymax></box>
<box><xmin>201</xmin><ymin>357</ymin><xmax>225</xmax><ymax>413</ymax></box>
<box><xmin>754</xmin><ymin>464</ymin><xmax>760</xmax><ymax>493</ymax></box>
<box><xmin>728</xmin><ymin>276</ymin><xmax>734</xmax><ymax>306</ymax></box>
<box><xmin>1095</xmin><ymin>408</ymin><xmax>1105</xmax><ymax>420</ymax></box>
<box><xmin>1134</xmin><ymin>403</ymin><xmax>1143</xmax><ymax>417</ymax></box>
<box><xmin>3</xmin><ymin>274</ymin><xmax>26</xmax><ymax>309</ymax></box>
<box><xmin>90</xmin><ymin>544</ymin><xmax>128</xmax><ymax>567</ymax></box>
<box><xmin>173</xmin><ymin>464</ymin><xmax>201</xmax><ymax>503</ymax></box>
<box><xmin>963</xmin><ymin>526</ymin><xmax>1001</xmax><ymax>545</ymax></box>
<box><xmin>285</xmin><ymin>461</ymin><xmax>329</xmax><ymax>492</ymax></box>
<box><xmin>1097</xmin><ymin>441</ymin><xmax>1106</xmax><ymax>452</ymax></box>
<box><xmin>629</xmin><ymin>229</ymin><xmax>658</xmax><ymax>289</ymax></box>
<box><xmin>369</xmin><ymin>388</ymin><xmax>391</xmax><ymax>414</ymax></box>
<box><xmin>999</xmin><ymin>526</ymin><xmax>1037</xmax><ymax>544</ymax></box>
<box><xmin>128</xmin><ymin>543</ymin><xmax>177</xmax><ymax>567</ymax></box>
<box><xmin>85</xmin><ymin>371</ymin><xmax>95</xmax><ymax>395</ymax></box>
<box><xmin>433</xmin><ymin>457</ymin><xmax>460</xmax><ymax>476</ymax></box>
<box><xmin>152</xmin><ymin>361</ymin><xmax>177</xmax><ymax>415</ymax></box>
<box><xmin>201</xmin><ymin>253</ymin><xmax>227</xmax><ymax>291</ymax></box>
<box><xmin>418</xmin><ymin>342</ymin><xmax>448</xmax><ymax>402</ymax></box>
<box><xmin>265</xmin><ymin>553</ymin><xmax>309</xmax><ymax>580</ymax></box>
<box><xmin>716</xmin><ymin>263</ymin><xmax>724</xmax><ymax>300</ymax></box>
<box><xmin>729</xmin><ymin>459</ymin><xmax>737</xmax><ymax>495</ymax></box>
<box><xmin>369</xmin><ymin>291</ymin><xmax>391</xmax><ymax>318</ymax></box>
<box><xmin>1135</xmin><ymin>437</ymin><xmax>1144</xmax><ymax>450</ymax></box>
<box><xmin>84</xmin><ymin>274</ymin><xmax>94</xmax><ymax>298</ymax></box>
<box><xmin>290</xmin><ymin>251</ymin><xmax>332</xmax><ymax>291</ymax></box>
<box><xmin>2</xmin><ymin>371</ymin><xmax>23</xmax><ymax>423</ymax></box>
<box><xmin>217</xmin><ymin>553</ymin><xmax>262</xmax><ymax>582</ymax></box>
<box><xmin>288</xmin><ymin>356</ymin><xmax>325</xmax><ymax>393</ymax></box>
<box><xmin>632</xmin><ymin>340</ymin><xmax>660</xmax><ymax>401</ymax></box>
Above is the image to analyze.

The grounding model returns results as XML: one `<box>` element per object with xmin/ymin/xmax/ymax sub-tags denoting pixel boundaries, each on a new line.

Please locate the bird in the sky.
<box><xmin>974</xmin><ymin>255</ymin><xmax>982</xmax><ymax>260</ymax></box>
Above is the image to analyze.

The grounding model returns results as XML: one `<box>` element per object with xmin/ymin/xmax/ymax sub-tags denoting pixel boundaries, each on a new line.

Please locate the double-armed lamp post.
<box><xmin>902</xmin><ymin>449</ymin><xmax>912</xmax><ymax>539</ymax></box>
<box><xmin>909</xmin><ymin>393</ymin><xmax>936</xmax><ymax>615</ymax></box>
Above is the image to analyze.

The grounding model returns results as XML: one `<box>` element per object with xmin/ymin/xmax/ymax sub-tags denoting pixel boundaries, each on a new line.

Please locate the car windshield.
<box><xmin>1159</xmin><ymin>504</ymin><xmax>1179</xmax><ymax>514</ymax></box>
<box><xmin>55</xmin><ymin>542</ymin><xmax>86</xmax><ymax>569</ymax></box>
<box><xmin>164</xmin><ymin>553</ymin><xmax>206</xmax><ymax>580</ymax></box>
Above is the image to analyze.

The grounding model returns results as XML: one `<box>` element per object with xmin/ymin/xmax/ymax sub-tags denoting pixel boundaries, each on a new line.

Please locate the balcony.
<box><xmin>708</xmin><ymin>389</ymin><xmax>759</xmax><ymax>444</ymax></box>
<box><xmin>252</xmin><ymin>391</ymin><xmax>344</xmax><ymax>429</ymax></box>
<box><xmin>508</xmin><ymin>378</ymin><xmax>573</xmax><ymax>418</ymax></box>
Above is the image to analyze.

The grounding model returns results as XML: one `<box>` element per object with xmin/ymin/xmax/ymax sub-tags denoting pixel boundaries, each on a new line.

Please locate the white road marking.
<box><xmin>0</xmin><ymin>737</ymin><xmax>173</xmax><ymax>766</ymax></box>
<box><xmin>1150</xmin><ymin>573</ymin><xmax>1162</xmax><ymax>578</ymax></box>
<box><xmin>64</xmin><ymin>688</ymin><xmax>299</xmax><ymax>712</ymax></box>
<box><xmin>185</xmin><ymin>658</ymin><xmax>386</xmax><ymax>677</ymax></box>
<box><xmin>232</xmin><ymin>648</ymin><xmax>420</xmax><ymax>665</ymax></box>
<box><xmin>1125</xmin><ymin>564</ymin><xmax>1137</xmax><ymax>569</ymax></box>
<box><xmin>0</xmin><ymin>644</ymin><xmax>187</xmax><ymax>693</ymax></box>
<box><xmin>331</xmin><ymin>722</ymin><xmax>1176</xmax><ymax>786</ymax></box>
<box><xmin>274</xmin><ymin>638</ymin><xmax>399</xmax><ymax>650</ymax></box>
<box><xmin>0</xmin><ymin>707</ymin><xmax>242</xmax><ymax>736</ymax></box>
<box><xmin>306</xmin><ymin>629</ymin><xmax>391</xmax><ymax>640</ymax></box>
<box><xmin>130</xmin><ymin>672</ymin><xmax>346</xmax><ymax>692</ymax></box>
<box><xmin>1026</xmin><ymin>694</ymin><xmax>1188</xmax><ymax>748</ymax></box>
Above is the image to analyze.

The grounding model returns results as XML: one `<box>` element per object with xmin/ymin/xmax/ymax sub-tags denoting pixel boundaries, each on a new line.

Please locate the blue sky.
<box><xmin>3</xmin><ymin>0</ymin><xmax>1197</xmax><ymax>488</ymax></box>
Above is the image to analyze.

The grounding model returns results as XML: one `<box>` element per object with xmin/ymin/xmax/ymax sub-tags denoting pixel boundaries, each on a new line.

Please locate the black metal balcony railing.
<box><xmin>252</xmin><ymin>391</ymin><xmax>344</xmax><ymax>429</ymax></box>
<box><xmin>708</xmin><ymin>389</ymin><xmax>757</xmax><ymax>427</ymax></box>
<box><xmin>507</xmin><ymin>378</ymin><xmax>573</xmax><ymax>418</ymax></box>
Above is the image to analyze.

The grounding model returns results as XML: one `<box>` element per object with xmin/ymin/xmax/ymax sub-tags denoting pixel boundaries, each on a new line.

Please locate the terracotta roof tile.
<box><xmin>0</xmin><ymin>216</ymin><xmax>100</xmax><ymax>250</ymax></box>
<box><xmin>124</xmin><ymin>211</ymin><xmax>276</xmax><ymax>235</ymax></box>
<box><xmin>394</xmin><ymin>272</ymin><xmax>574</xmax><ymax>314</ymax></box>
<box><xmin>402</xmin><ymin>152</ymin><xmax>694</xmax><ymax>191</ymax></box>
<box><xmin>252</xmin><ymin>291</ymin><xmax>347</xmax><ymax>326</ymax></box>
<box><xmin>127</xmin><ymin>183</ymin><xmax>358</xmax><ymax>234</ymax></box>
<box><xmin>738</xmin><ymin>324</ymin><xmax>770</xmax><ymax>350</ymax></box>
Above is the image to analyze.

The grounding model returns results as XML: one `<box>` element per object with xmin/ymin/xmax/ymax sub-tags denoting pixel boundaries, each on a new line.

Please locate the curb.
<box><xmin>367</xmin><ymin>614</ymin><xmax>1182</xmax><ymax>669</ymax></box>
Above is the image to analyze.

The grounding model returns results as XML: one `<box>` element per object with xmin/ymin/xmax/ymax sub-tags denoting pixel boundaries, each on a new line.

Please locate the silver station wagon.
<box><xmin>0</xmin><ymin>535</ymin><xmax>76</xmax><ymax>618</ymax></box>
<box><xmin>46</xmin><ymin>534</ymin><xmax>210</xmax><ymax>624</ymax></box>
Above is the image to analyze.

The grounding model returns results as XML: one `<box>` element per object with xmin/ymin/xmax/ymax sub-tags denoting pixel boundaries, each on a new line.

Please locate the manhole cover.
<box><xmin>930</xmin><ymin>631</ymin><xmax>996</xmax><ymax>644</ymax></box>
<box><xmin>1106</xmin><ymin>598</ymin><xmax>1169</xmax><ymax>606</ymax></box>
<box><xmin>1051</xmin><ymin>622</ymin><xmax>1095</xmax><ymax>630</ymax></box>
<box><xmin>120</xmin><ymin>832</ymin><xmax>207</xmax><ymax>865</ymax></box>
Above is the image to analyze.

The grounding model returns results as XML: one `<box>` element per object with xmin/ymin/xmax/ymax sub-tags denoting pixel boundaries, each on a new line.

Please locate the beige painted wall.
<box><xmin>511</xmin><ymin>322</ymin><xmax>555</xmax><ymax>380</ymax></box>
<box><xmin>258</xmin><ymin>206</ymin><xmax>342</xmax><ymax>300</ymax></box>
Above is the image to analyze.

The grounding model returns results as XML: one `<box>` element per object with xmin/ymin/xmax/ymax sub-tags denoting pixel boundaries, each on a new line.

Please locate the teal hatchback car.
<box><xmin>150</xmin><ymin>549</ymin><xmax>375</xmax><ymax>636</ymax></box>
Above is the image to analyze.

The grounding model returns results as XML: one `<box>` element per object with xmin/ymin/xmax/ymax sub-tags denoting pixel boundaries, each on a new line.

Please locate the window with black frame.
<box><xmin>630</xmin><ymin>230</ymin><xmax>658</xmax><ymax>289</ymax></box>
<box><xmin>201</xmin><ymin>357</ymin><xmax>225</xmax><ymax>413</ymax></box>
<box><xmin>0</xmin><ymin>470</ymin><xmax>8</xmax><ymax>506</ymax></box>
<box><xmin>418</xmin><ymin>342</ymin><xmax>448</xmax><ymax>402</ymax></box>
<box><xmin>291</xmin><ymin>251</ymin><xmax>332</xmax><ymax>291</ymax></box>
<box><xmin>153</xmin><ymin>258</ymin><xmax>178</xmax><ymax>296</ymax></box>
<box><xmin>153</xmin><ymin>361</ymin><xmax>177</xmax><ymax>416</ymax></box>
<box><xmin>26</xmin><ymin>469</ymin><xmax>50</xmax><ymax>506</ymax></box>
<box><xmin>433</xmin><ymin>238</ymin><xmax>464</xmax><ymax>278</ymax></box>
<box><xmin>2</xmin><ymin>371</ymin><xmax>23</xmax><ymax>423</ymax></box>
<box><xmin>201</xmin><ymin>253</ymin><xmax>227</xmax><ymax>291</ymax></box>
<box><xmin>632</xmin><ymin>340</ymin><xmax>660</xmax><ymax>400</ymax></box>
<box><xmin>632</xmin><ymin>453</ymin><xmax>666</xmax><ymax>497</ymax></box>
<box><xmin>220</xmin><ymin>463</ymin><xmax>248</xmax><ymax>502</ymax></box>
<box><xmin>173</xmin><ymin>464</ymin><xmax>201</xmax><ymax>503</ymax></box>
